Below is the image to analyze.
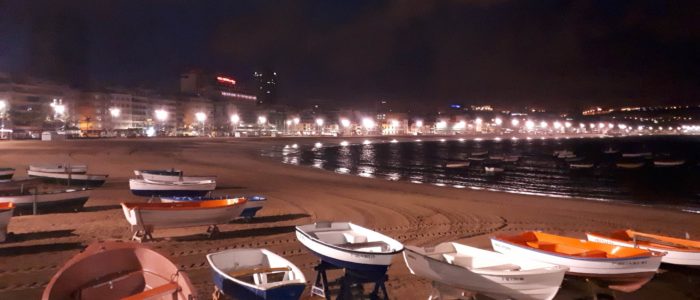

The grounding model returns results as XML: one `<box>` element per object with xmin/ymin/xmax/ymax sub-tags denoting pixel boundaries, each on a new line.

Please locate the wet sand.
<box><xmin>0</xmin><ymin>137</ymin><xmax>698</xmax><ymax>300</ymax></box>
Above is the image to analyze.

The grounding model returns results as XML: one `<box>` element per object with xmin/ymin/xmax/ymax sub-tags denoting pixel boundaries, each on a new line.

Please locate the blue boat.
<box><xmin>160</xmin><ymin>195</ymin><xmax>266</xmax><ymax>219</ymax></box>
<box><xmin>207</xmin><ymin>248</ymin><xmax>306</xmax><ymax>300</ymax></box>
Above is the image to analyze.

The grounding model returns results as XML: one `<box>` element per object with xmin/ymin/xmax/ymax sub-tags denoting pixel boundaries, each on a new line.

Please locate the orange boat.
<box><xmin>587</xmin><ymin>229</ymin><xmax>700</xmax><ymax>266</ymax></box>
<box><xmin>491</xmin><ymin>231</ymin><xmax>663</xmax><ymax>292</ymax></box>
<box><xmin>0</xmin><ymin>202</ymin><xmax>14</xmax><ymax>242</ymax></box>
<box><xmin>43</xmin><ymin>242</ymin><xmax>196</xmax><ymax>300</ymax></box>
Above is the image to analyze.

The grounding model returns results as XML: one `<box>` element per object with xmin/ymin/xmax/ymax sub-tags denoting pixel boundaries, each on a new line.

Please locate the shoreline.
<box><xmin>0</xmin><ymin>138</ymin><xmax>698</xmax><ymax>299</ymax></box>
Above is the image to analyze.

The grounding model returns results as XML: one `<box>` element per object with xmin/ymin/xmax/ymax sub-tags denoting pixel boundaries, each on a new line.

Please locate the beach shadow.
<box><xmin>173</xmin><ymin>225</ymin><xmax>296</xmax><ymax>242</ymax></box>
<box><xmin>81</xmin><ymin>204</ymin><xmax>121</xmax><ymax>212</ymax></box>
<box><xmin>0</xmin><ymin>242</ymin><xmax>83</xmax><ymax>257</ymax></box>
<box><xmin>229</xmin><ymin>213</ymin><xmax>310</xmax><ymax>224</ymax></box>
<box><xmin>7</xmin><ymin>229</ymin><xmax>77</xmax><ymax>242</ymax></box>
<box><xmin>214</xmin><ymin>185</ymin><xmax>247</xmax><ymax>190</ymax></box>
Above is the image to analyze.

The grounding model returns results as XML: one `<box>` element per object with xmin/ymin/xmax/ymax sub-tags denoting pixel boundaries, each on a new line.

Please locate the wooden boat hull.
<box><xmin>569</xmin><ymin>164</ymin><xmax>594</xmax><ymax>169</ymax></box>
<box><xmin>129</xmin><ymin>179</ymin><xmax>215</xmax><ymax>197</ymax></box>
<box><xmin>28</xmin><ymin>170</ymin><xmax>107</xmax><ymax>187</ymax></box>
<box><xmin>42</xmin><ymin>242</ymin><xmax>196</xmax><ymax>300</ymax></box>
<box><xmin>295</xmin><ymin>222</ymin><xmax>403</xmax><ymax>276</ymax></box>
<box><xmin>587</xmin><ymin>233</ymin><xmax>700</xmax><ymax>266</ymax></box>
<box><xmin>30</xmin><ymin>164</ymin><xmax>87</xmax><ymax>174</ymax></box>
<box><xmin>0</xmin><ymin>189</ymin><xmax>91</xmax><ymax>214</ymax></box>
<box><xmin>616</xmin><ymin>162</ymin><xmax>645</xmax><ymax>169</ymax></box>
<box><xmin>491</xmin><ymin>238</ymin><xmax>662</xmax><ymax>292</ymax></box>
<box><xmin>403</xmin><ymin>245</ymin><xmax>566</xmax><ymax>300</ymax></box>
<box><xmin>0</xmin><ymin>168</ymin><xmax>14</xmax><ymax>181</ymax></box>
<box><xmin>207</xmin><ymin>249</ymin><xmax>306</xmax><ymax>300</ymax></box>
<box><xmin>653</xmin><ymin>160</ymin><xmax>685</xmax><ymax>167</ymax></box>
<box><xmin>141</xmin><ymin>173</ymin><xmax>216</xmax><ymax>182</ymax></box>
<box><xmin>134</xmin><ymin>169</ymin><xmax>182</xmax><ymax>177</ymax></box>
<box><xmin>0</xmin><ymin>203</ymin><xmax>13</xmax><ymax>242</ymax></box>
<box><xmin>159</xmin><ymin>196</ymin><xmax>266</xmax><ymax>219</ymax></box>
<box><xmin>121</xmin><ymin>201</ymin><xmax>246</xmax><ymax>231</ymax></box>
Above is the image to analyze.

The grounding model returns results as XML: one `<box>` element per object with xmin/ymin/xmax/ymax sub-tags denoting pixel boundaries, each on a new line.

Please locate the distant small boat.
<box><xmin>622</xmin><ymin>152</ymin><xmax>652</xmax><ymax>158</ymax></box>
<box><xmin>403</xmin><ymin>242</ymin><xmax>567</xmax><ymax>300</ymax></box>
<box><xmin>207</xmin><ymin>248</ymin><xmax>306</xmax><ymax>300</ymax></box>
<box><xmin>134</xmin><ymin>169</ymin><xmax>182</xmax><ymax>177</ymax></box>
<box><xmin>121</xmin><ymin>198</ymin><xmax>247</xmax><ymax>241</ymax></box>
<box><xmin>296</xmin><ymin>222</ymin><xmax>404</xmax><ymax>274</ymax></box>
<box><xmin>488</xmin><ymin>155</ymin><xmax>504</xmax><ymax>161</ymax></box>
<box><xmin>0</xmin><ymin>188</ymin><xmax>91</xmax><ymax>214</ymax></box>
<box><xmin>129</xmin><ymin>178</ymin><xmax>216</xmax><ymax>197</ymax></box>
<box><xmin>141</xmin><ymin>171</ymin><xmax>216</xmax><ymax>182</ymax></box>
<box><xmin>445</xmin><ymin>161</ymin><xmax>470</xmax><ymax>168</ymax></box>
<box><xmin>492</xmin><ymin>231</ymin><xmax>663</xmax><ymax>292</ymax></box>
<box><xmin>616</xmin><ymin>161</ymin><xmax>645</xmax><ymax>169</ymax></box>
<box><xmin>653</xmin><ymin>159</ymin><xmax>685</xmax><ymax>167</ymax></box>
<box><xmin>603</xmin><ymin>147</ymin><xmax>619</xmax><ymax>154</ymax></box>
<box><xmin>468</xmin><ymin>156</ymin><xmax>486</xmax><ymax>161</ymax></box>
<box><xmin>0</xmin><ymin>178</ymin><xmax>41</xmax><ymax>193</ymax></box>
<box><xmin>553</xmin><ymin>150</ymin><xmax>575</xmax><ymax>158</ymax></box>
<box><xmin>472</xmin><ymin>151</ymin><xmax>488</xmax><ymax>156</ymax></box>
<box><xmin>160</xmin><ymin>195</ymin><xmax>267</xmax><ymax>219</ymax></box>
<box><xmin>0</xmin><ymin>168</ymin><xmax>14</xmax><ymax>181</ymax></box>
<box><xmin>587</xmin><ymin>230</ymin><xmax>700</xmax><ymax>266</ymax></box>
<box><xmin>503</xmin><ymin>155</ymin><xmax>520</xmax><ymax>163</ymax></box>
<box><xmin>484</xmin><ymin>166</ymin><xmax>504</xmax><ymax>173</ymax></box>
<box><xmin>42</xmin><ymin>242</ymin><xmax>196</xmax><ymax>300</ymax></box>
<box><xmin>29</xmin><ymin>163</ymin><xmax>87</xmax><ymax>174</ymax></box>
<box><xmin>569</xmin><ymin>163</ymin><xmax>594</xmax><ymax>169</ymax></box>
<box><xmin>0</xmin><ymin>202</ymin><xmax>14</xmax><ymax>242</ymax></box>
<box><xmin>564</xmin><ymin>156</ymin><xmax>585</xmax><ymax>162</ymax></box>
<box><xmin>28</xmin><ymin>170</ymin><xmax>108</xmax><ymax>187</ymax></box>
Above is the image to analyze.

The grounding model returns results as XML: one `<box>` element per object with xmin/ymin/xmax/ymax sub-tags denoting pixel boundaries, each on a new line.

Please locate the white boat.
<box><xmin>129</xmin><ymin>178</ymin><xmax>216</xmax><ymax>197</ymax></box>
<box><xmin>587</xmin><ymin>230</ymin><xmax>700</xmax><ymax>266</ymax></box>
<box><xmin>403</xmin><ymin>242</ymin><xmax>567</xmax><ymax>300</ymax></box>
<box><xmin>492</xmin><ymin>231</ymin><xmax>663</xmax><ymax>292</ymax></box>
<box><xmin>134</xmin><ymin>169</ymin><xmax>182</xmax><ymax>177</ymax></box>
<box><xmin>653</xmin><ymin>159</ymin><xmax>685</xmax><ymax>167</ymax></box>
<box><xmin>29</xmin><ymin>163</ymin><xmax>87</xmax><ymax>174</ymax></box>
<box><xmin>445</xmin><ymin>161</ymin><xmax>470</xmax><ymax>168</ymax></box>
<box><xmin>484</xmin><ymin>166</ymin><xmax>504</xmax><ymax>173</ymax></box>
<box><xmin>488</xmin><ymin>155</ymin><xmax>504</xmax><ymax>161</ymax></box>
<box><xmin>468</xmin><ymin>156</ymin><xmax>486</xmax><ymax>161</ymax></box>
<box><xmin>0</xmin><ymin>202</ymin><xmax>14</xmax><ymax>242</ymax></box>
<box><xmin>207</xmin><ymin>248</ymin><xmax>306</xmax><ymax>300</ymax></box>
<box><xmin>296</xmin><ymin>222</ymin><xmax>404</xmax><ymax>274</ymax></box>
<box><xmin>472</xmin><ymin>151</ymin><xmax>488</xmax><ymax>156</ymax></box>
<box><xmin>622</xmin><ymin>152</ymin><xmax>652</xmax><ymax>158</ymax></box>
<box><xmin>0</xmin><ymin>168</ymin><xmax>14</xmax><ymax>181</ymax></box>
<box><xmin>28</xmin><ymin>170</ymin><xmax>108</xmax><ymax>187</ymax></box>
<box><xmin>553</xmin><ymin>150</ymin><xmax>575</xmax><ymax>158</ymax></box>
<box><xmin>0</xmin><ymin>188</ymin><xmax>91</xmax><ymax>214</ymax></box>
<box><xmin>569</xmin><ymin>163</ymin><xmax>594</xmax><ymax>169</ymax></box>
<box><xmin>141</xmin><ymin>172</ymin><xmax>216</xmax><ymax>182</ymax></box>
<box><xmin>503</xmin><ymin>155</ymin><xmax>520</xmax><ymax>163</ymax></box>
<box><xmin>121</xmin><ymin>198</ymin><xmax>247</xmax><ymax>241</ymax></box>
<box><xmin>616</xmin><ymin>162</ymin><xmax>645</xmax><ymax>169</ymax></box>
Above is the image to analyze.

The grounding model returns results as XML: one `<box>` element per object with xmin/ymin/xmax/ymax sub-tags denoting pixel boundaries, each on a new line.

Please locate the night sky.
<box><xmin>1</xmin><ymin>1</ymin><xmax>699</xmax><ymax>109</ymax></box>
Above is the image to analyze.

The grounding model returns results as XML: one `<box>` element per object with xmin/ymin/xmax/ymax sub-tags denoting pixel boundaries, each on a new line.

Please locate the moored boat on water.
<box><xmin>129</xmin><ymin>178</ymin><xmax>215</xmax><ymax>197</ymax></box>
<box><xmin>121</xmin><ymin>198</ymin><xmax>247</xmax><ymax>241</ymax></box>
<box><xmin>0</xmin><ymin>202</ymin><xmax>14</xmax><ymax>242</ymax></box>
<box><xmin>653</xmin><ymin>159</ymin><xmax>685</xmax><ymax>167</ymax></box>
<box><xmin>0</xmin><ymin>168</ymin><xmax>14</xmax><ymax>181</ymax></box>
<box><xmin>445</xmin><ymin>161</ymin><xmax>470</xmax><ymax>168</ymax></box>
<box><xmin>403</xmin><ymin>242</ymin><xmax>567</xmax><ymax>300</ymax></box>
<box><xmin>616</xmin><ymin>159</ymin><xmax>646</xmax><ymax>169</ymax></box>
<box><xmin>42</xmin><ymin>242</ymin><xmax>196</xmax><ymax>300</ymax></box>
<box><xmin>484</xmin><ymin>166</ymin><xmax>504</xmax><ymax>173</ymax></box>
<box><xmin>622</xmin><ymin>152</ymin><xmax>652</xmax><ymax>158</ymax></box>
<box><xmin>587</xmin><ymin>230</ymin><xmax>700</xmax><ymax>266</ymax></box>
<box><xmin>28</xmin><ymin>170</ymin><xmax>108</xmax><ymax>187</ymax></box>
<box><xmin>30</xmin><ymin>163</ymin><xmax>87</xmax><ymax>174</ymax></box>
<box><xmin>296</xmin><ymin>221</ymin><xmax>404</xmax><ymax>274</ymax></box>
<box><xmin>569</xmin><ymin>162</ymin><xmax>595</xmax><ymax>169</ymax></box>
<box><xmin>0</xmin><ymin>188</ymin><xmax>91</xmax><ymax>214</ymax></box>
<box><xmin>160</xmin><ymin>195</ymin><xmax>267</xmax><ymax>219</ymax></box>
<box><xmin>491</xmin><ymin>231</ymin><xmax>663</xmax><ymax>292</ymax></box>
<box><xmin>207</xmin><ymin>248</ymin><xmax>306</xmax><ymax>300</ymax></box>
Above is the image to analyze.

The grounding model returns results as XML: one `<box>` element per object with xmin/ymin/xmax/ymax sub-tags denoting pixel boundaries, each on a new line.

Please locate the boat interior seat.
<box><xmin>121</xmin><ymin>282</ymin><xmax>178</xmax><ymax>300</ymax></box>
<box><xmin>76</xmin><ymin>270</ymin><xmax>150</xmax><ymax>299</ymax></box>
<box><xmin>526</xmin><ymin>241</ymin><xmax>558</xmax><ymax>252</ymax></box>
<box><xmin>343</xmin><ymin>232</ymin><xmax>368</xmax><ymax>244</ymax></box>
<box><xmin>337</xmin><ymin>241</ymin><xmax>390</xmax><ymax>251</ymax></box>
<box><xmin>573</xmin><ymin>249</ymin><xmax>608</xmax><ymax>258</ymax></box>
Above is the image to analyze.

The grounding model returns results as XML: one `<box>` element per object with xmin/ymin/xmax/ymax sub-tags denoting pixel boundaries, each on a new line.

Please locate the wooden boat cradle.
<box><xmin>311</xmin><ymin>260</ymin><xmax>388</xmax><ymax>300</ymax></box>
<box><xmin>131</xmin><ymin>223</ymin><xmax>220</xmax><ymax>243</ymax></box>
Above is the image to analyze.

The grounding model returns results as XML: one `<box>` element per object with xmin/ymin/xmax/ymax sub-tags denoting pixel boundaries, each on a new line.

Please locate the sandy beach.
<box><xmin>0</xmin><ymin>137</ymin><xmax>698</xmax><ymax>300</ymax></box>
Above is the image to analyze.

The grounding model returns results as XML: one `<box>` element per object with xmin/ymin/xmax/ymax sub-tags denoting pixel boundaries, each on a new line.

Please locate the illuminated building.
<box><xmin>254</xmin><ymin>68</ymin><xmax>278</xmax><ymax>106</ymax></box>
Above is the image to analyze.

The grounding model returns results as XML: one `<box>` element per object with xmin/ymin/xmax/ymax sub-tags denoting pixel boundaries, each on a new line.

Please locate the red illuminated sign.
<box><xmin>216</xmin><ymin>76</ymin><xmax>236</xmax><ymax>85</ymax></box>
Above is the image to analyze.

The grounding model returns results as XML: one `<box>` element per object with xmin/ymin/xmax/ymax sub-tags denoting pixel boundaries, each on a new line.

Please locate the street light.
<box><xmin>258</xmin><ymin>115</ymin><xmax>267</xmax><ymax>125</ymax></box>
<box><xmin>293</xmin><ymin>117</ymin><xmax>300</xmax><ymax>125</ymax></box>
<box><xmin>494</xmin><ymin>117</ymin><xmax>503</xmax><ymax>126</ymax></box>
<box><xmin>511</xmin><ymin>118</ymin><xmax>520</xmax><ymax>126</ymax></box>
<box><xmin>415</xmin><ymin>120</ymin><xmax>423</xmax><ymax>127</ymax></box>
<box><xmin>315</xmin><ymin>118</ymin><xmax>324</xmax><ymax>126</ymax></box>
<box><xmin>340</xmin><ymin>118</ymin><xmax>351</xmax><ymax>128</ymax></box>
<box><xmin>230</xmin><ymin>114</ymin><xmax>240</xmax><ymax>124</ymax></box>
<box><xmin>195</xmin><ymin>112</ymin><xmax>207</xmax><ymax>123</ymax></box>
<box><xmin>525</xmin><ymin>120</ymin><xmax>535</xmax><ymax>130</ymax></box>
<box><xmin>109</xmin><ymin>107</ymin><xmax>121</xmax><ymax>118</ymax></box>
<box><xmin>0</xmin><ymin>100</ymin><xmax>6</xmax><ymax>111</ymax></box>
<box><xmin>362</xmin><ymin>117</ymin><xmax>375</xmax><ymax>130</ymax></box>
<box><xmin>155</xmin><ymin>109</ymin><xmax>168</xmax><ymax>122</ymax></box>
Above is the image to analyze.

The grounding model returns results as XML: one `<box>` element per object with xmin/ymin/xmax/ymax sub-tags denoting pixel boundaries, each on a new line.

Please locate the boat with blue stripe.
<box><xmin>129</xmin><ymin>178</ymin><xmax>215</xmax><ymax>197</ymax></box>
<box><xmin>160</xmin><ymin>195</ymin><xmax>266</xmax><ymax>219</ymax></box>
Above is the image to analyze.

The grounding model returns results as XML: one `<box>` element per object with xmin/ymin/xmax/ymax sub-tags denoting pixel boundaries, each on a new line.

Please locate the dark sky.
<box><xmin>1</xmin><ymin>0</ymin><xmax>699</xmax><ymax>109</ymax></box>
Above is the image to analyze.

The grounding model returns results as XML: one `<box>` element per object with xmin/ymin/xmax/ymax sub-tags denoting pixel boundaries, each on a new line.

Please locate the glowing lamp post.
<box><xmin>109</xmin><ymin>107</ymin><xmax>121</xmax><ymax>135</ymax></box>
<box><xmin>195</xmin><ymin>112</ymin><xmax>207</xmax><ymax>136</ymax></box>
<box><xmin>362</xmin><ymin>117</ymin><xmax>375</xmax><ymax>135</ymax></box>
<box><xmin>0</xmin><ymin>100</ymin><xmax>6</xmax><ymax>129</ymax></box>
<box><xmin>155</xmin><ymin>109</ymin><xmax>168</xmax><ymax>136</ymax></box>
<box><xmin>315</xmin><ymin>118</ymin><xmax>324</xmax><ymax>135</ymax></box>
<box><xmin>230</xmin><ymin>114</ymin><xmax>240</xmax><ymax>135</ymax></box>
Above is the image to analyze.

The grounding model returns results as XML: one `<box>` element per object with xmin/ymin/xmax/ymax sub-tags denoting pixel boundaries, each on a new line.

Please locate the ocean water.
<box><xmin>282</xmin><ymin>135</ymin><xmax>700</xmax><ymax>212</ymax></box>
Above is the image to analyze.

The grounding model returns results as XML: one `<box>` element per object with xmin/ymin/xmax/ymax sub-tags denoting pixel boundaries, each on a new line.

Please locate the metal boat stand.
<box><xmin>311</xmin><ymin>260</ymin><xmax>389</xmax><ymax>300</ymax></box>
<box><xmin>206</xmin><ymin>225</ymin><xmax>220</xmax><ymax>238</ymax></box>
<box><xmin>131</xmin><ymin>228</ymin><xmax>154</xmax><ymax>243</ymax></box>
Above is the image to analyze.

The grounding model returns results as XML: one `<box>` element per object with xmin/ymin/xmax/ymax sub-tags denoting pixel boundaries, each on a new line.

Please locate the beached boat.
<box><xmin>0</xmin><ymin>178</ymin><xmax>41</xmax><ymax>193</ymax></box>
<box><xmin>0</xmin><ymin>168</ymin><xmax>14</xmax><ymax>181</ymax></box>
<box><xmin>653</xmin><ymin>159</ymin><xmax>685</xmax><ymax>167</ymax></box>
<box><xmin>622</xmin><ymin>152</ymin><xmax>652</xmax><ymax>158</ymax></box>
<box><xmin>29</xmin><ymin>163</ymin><xmax>87</xmax><ymax>174</ymax></box>
<box><xmin>491</xmin><ymin>231</ymin><xmax>663</xmax><ymax>292</ymax></box>
<box><xmin>616</xmin><ymin>161</ymin><xmax>645</xmax><ymax>169</ymax></box>
<box><xmin>140</xmin><ymin>170</ymin><xmax>216</xmax><ymax>182</ymax></box>
<box><xmin>0</xmin><ymin>188</ymin><xmax>91</xmax><ymax>214</ymax></box>
<box><xmin>403</xmin><ymin>242</ymin><xmax>567</xmax><ymax>300</ymax></box>
<box><xmin>42</xmin><ymin>242</ymin><xmax>196</xmax><ymax>300</ymax></box>
<box><xmin>489</xmin><ymin>155</ymin><xmax>504</xmax><ymax>161</ymax></box>
<box><xmin>134</xmin><ymin>169</ymin><xmax>182</xmax><ymax>177</ymax></box>
<box><xmin>121</xmin><ymin>198</ymin><xmax>247</xmax><ymax>241</ymax></box>
<box><xmin>553</xmin><ymin>150</ymin><xmax>575</xmax><ymax>159</ymax></box>
<box><xmin>503</xmin><ymin>155</ymin><xmax>520</xmax><ymax>163</ymax></box>
<box><xmin>28</xmin><ymin>170</ymin><xmax>108</xmax><ymax>187</ymax></box>
<box><xmin>569</xmin><ymin>163</ymin><xmax>595</xmax><ymax>169</ymax></box>
<box><xmin>468</xmin><ymin>156</ymin><xmax>486</xmax><ymax>161</ymax></box>
<box><xmin>0</xmin><ymin>202</ymin><xmax>14</xmax><ymax>242</ymax></box>
<box><xmin>587</xmin><ymin>230</ymin><xmax>700</xmax><ymax>266</ymax></box>
<box><xmin>445</xmin><ymin>161</ymin><xmax>470</xmax><ymax>168</ymax></box>
<box><xmin>564</xmin><ymin>156</ymin><xmax>585</xmax><ymax>162</ymax></box>
<box><xmin>129</xmin><ymin>178</ymin><xmax>215</xmax><ymax>197</ymax></box>
<box><xmin>472</xmin><ymin>151</ymin><xmax>489</xmax><ymax>156</ymax></box>
<box><xmin>160</xmin><ymin>195</ymin><xmax>267</xmax><ymax>220</ymax></box>
<box><xmin>296</xmin><ymin>222</ymin><xmax>404</xmax><ymax>274</ymax></box>
<box><xmin>207</xmin><ymin>248</ymin><xmax>306</xmax><ymax>300</ymax></box>
<box><xmin>484</xmin><ymin>166</ymin><xmax>504</xmax><ymax>173</ymax></box>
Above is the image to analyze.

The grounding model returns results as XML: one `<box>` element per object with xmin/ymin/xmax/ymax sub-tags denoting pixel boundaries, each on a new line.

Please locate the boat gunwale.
<box><xmin>206</xmin><ymin>249</ymin><xmax>306</xmax><ymax>292</ymax></box>
<box><xmin>295</xmin><ymin>225</ymin><xmax>404</xmax><ymax>256</ymax></box>
<box><xmin>587</xmin><ymin>232</ymin><xmax>700</xmax><ymax>253</ymax></box>
<box><xmin>491</xmin><ymin>237</ymin><xmax>663</xmax><ymax>261</ymax></box>
<box><xmin>121</xmin><ymin>199</ymin><xmax>246</xmax><ymax>211</ymax></box>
